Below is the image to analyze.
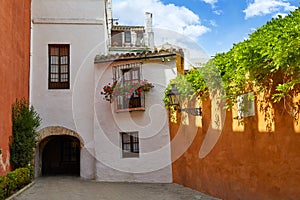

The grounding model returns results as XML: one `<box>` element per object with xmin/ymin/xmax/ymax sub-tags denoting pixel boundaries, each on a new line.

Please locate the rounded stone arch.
<box><xmin>35</xmin><ymin>126</ymin><xmax>84</xmax><ymax>177</ymax></box>
<box><xmin>37</xmin><ymin>126</ymin><xmax>84</xmax><ymax>147</ymax></box>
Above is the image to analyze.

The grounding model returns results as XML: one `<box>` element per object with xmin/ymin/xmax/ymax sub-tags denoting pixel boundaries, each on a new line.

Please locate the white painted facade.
<box><xmin>31</xmin><ymin>0</ymin><xmax>107</xmax><ymax>179</ymax></box>
<box><xmin>94</xmin><ymin>54</ymin><xmax>177</xmax><ymax>182</ymax></box>
<box><xmin>31</xmin><ymin>0</ymin><xmax>177</xmax><ymax>182</ymax></box>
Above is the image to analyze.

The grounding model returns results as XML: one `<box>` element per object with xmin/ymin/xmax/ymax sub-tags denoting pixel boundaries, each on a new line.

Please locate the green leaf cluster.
<box><xmin>0</xmin><ymin>167</ymin><xmax>33</xmax><ymax>200</ymax></box>
<box><xmin>214</xmin><ymin>7</ymin><xmax>300</xmax><ymax>105</ymax></box>
<box><xmin>163</xmin><ymin>61</ymin><xmax>221</xmax><ymax>107</ymax></box>
<box><xmin>164</xmin><ymin>7</ymin><xmax>300</xmax><ymax>111</ymax></box>
<box><xmin>10</xmin><ymin>98</ymin><xmax>41</xmax><ymax>169</ymax></box>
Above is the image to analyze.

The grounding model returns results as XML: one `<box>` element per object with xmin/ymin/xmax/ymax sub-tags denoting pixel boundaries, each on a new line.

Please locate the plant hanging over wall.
<box><xmin>213</xmin><ymin>8</ymin><xmax>300</xmax><ymax>120</ymax></box>
<box><xmin>164</xmin><ymin>7</ymin><xmax>300</xmax><ymax>123</ymax></box>
<box><xmin>163</xmin><ymin>60</ymin><xmax>221</xmax><ymax>108</ymax></box>
<box><xmin>101</xmin><ymin>81</ymin><xmax>118</xmax><ymax>102</ymax></box>
<box><xmin>10</xmin><ymin>98</ymin><xmax>41</xmax><ymax>169</ymax></box>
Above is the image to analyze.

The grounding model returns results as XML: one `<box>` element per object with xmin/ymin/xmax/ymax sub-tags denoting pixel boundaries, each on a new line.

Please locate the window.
<box><xmin>125</xmin><ymin>31</ymin><xmax>131</xmax><ymax>43</ymax></box>
<box><xmin>113</xmin><ymin>63</ymin><xmax>145</xmax><ymax>112</ymax></box>
<box><xmin>237</xmin><ymin>92</ymin><xmax>255</xmax><ymax>118</ymax></box>
<box><xmin>111</xmin><ymin>31</ymin><xmax>122</xmax><ymax>47</ymax></box>
<box><xmin>121</xmin><ymin>132</ymin><xmax>139</xmax><ymax>158</ymax></box>
<box><xmin>48</xmin><ymin>44</ymin><xmax>70</xmax><ymax>89</ymax></box>
<box><xmin>136</xmin><ymin>32</ymin><xmax>144</xmax><ymax>46</ymax></box>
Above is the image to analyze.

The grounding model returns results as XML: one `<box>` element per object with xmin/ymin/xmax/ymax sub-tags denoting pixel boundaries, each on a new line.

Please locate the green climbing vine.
<box><xmin>164</xmin><ymin>7</ymin><xmax>300</xmax><ymax>121</ymax></box>
<box><xmin>163</xmin><ymin>67</ymin><xmax>209</xmax><ymax>108</ymax></box>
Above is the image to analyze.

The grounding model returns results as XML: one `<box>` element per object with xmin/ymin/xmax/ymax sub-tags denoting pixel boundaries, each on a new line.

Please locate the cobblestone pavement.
<box><xmin>13</xmin><ymin>176</ymin><xmax>221</xmax><ymax>200</ymax></box>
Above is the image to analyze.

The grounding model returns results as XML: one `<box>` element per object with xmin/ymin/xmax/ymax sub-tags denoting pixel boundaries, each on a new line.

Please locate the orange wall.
<box><xmin>0</xmin><ymin>0</ymin><xmax>31</xmax><ymax>175</ymax></box>
<box><xmin>170</xmin><ymin>99</ymin><xmax>300</xmax><ymax>200</ymax></box>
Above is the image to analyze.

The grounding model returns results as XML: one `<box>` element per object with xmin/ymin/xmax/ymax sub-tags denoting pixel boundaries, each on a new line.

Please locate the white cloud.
<box><xmin>203</xmin><ymin>0</ymin><xmax>218</xmax><ymax>3</ymax></box>
<box><xmin>272</xmin><ymin>12</ymin><xmax>289</xmax><ymax>18</ymax></box>
<box><xmin>202</xmin><ymin>0</ymin><xmax>218</xmax><ymax>7</ymax></box>
<box><xmin>213</xmin><ymin>9</ymin><xmax>223</xmax><ymax>15</ymax></box>
<box><xmin>112</xmin><ymin>0</ymin><xmax>210</xmax><ymax>40</ymax></box>
<box><xmin>209</xmin><ymin>20</ymin><xmax>218</xmax><ymax>27</ymax></box>
<box><xmin>243</xmin><ymin>0</ymin><xmax>297</xmax><ymax>19</ymax></box>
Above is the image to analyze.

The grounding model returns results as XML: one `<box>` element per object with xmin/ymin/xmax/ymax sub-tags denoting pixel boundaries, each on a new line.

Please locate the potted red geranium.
<box><xmin>100</xmin><ymin>80</ymin><xmax>154</xmax><ymax>102</ymax></box>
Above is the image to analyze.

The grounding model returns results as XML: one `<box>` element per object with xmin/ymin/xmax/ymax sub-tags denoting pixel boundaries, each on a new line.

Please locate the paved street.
<box><xmin>13</xmin><ymin>176</ymin><xmax>220</xmax><ymax>200</ymax></box>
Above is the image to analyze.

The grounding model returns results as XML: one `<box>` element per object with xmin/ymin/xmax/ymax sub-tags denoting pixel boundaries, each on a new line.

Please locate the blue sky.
<box><xmin>112</xmin><ymin>0</ymin><xmax>299</xmax><ymax>56</ymax></box>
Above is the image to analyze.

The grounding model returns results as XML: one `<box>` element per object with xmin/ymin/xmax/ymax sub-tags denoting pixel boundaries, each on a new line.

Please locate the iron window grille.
<box><xmin>113</xmin><ymin>62</ymin><xmax>145</xmax><ymax>112</ymax></box>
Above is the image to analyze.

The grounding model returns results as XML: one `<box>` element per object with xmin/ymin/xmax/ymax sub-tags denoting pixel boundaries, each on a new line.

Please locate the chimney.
<box><xmin>145</xmin><ymin>12</ymin><xmax>154</xmax><ymax>49</ymax></box>
<box><xmin>106</xmin><ymin>0</ymin><xmax>113</xmax><ymax>47</ymax></box>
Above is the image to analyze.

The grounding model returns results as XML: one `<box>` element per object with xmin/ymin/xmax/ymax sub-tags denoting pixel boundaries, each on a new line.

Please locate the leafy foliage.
<box><xmin>214</xmin><ymin>8</ymin><xmax>300</xmax><ymax>106</ymax></box>
<box><xmin>163</xmin><ymin>62</ymin><xmax>221</xmax><ymax>108</ymax></box>
<box><xmin>0</xmin><ymin>167</ymin><xmax>33</xmax><ymax>200</ymax></box>
<box><xmin>164</xmin><ymin>7</ymin><xmax>300</xmax><ymax>120</ymax></box>
<box><xmin>10</xmin><ymin>98</ymin><xmax>41</xmax><ymax>169</ymax></box>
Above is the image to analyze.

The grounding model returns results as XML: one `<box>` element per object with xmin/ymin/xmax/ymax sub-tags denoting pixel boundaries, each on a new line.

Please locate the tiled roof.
<box><xmin>111</xmin><ymin>25</ymin><xmax>144</xmax><ymax>31</ymax></box>
<box><xmin>94</xmin><ymin>48</ymin><xmax>183</xmax><ymax>63</ymax></box>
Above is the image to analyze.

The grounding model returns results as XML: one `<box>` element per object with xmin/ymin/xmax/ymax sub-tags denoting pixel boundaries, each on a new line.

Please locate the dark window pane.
<box><xmin>121</xmin><ymin>132</ymin><xmax>139</xmax><ymax>158</ymax></box>
<box><xmin>125</xmin><ymin>31</ymin><xmax>131</xmax><ymax>43</ymax></box>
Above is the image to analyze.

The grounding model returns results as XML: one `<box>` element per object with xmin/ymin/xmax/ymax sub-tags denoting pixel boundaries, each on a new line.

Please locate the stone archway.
<box><xmin>35</xmin><ymin>126</ymin><xmax>84</xmax><ymax>177</ymax></box>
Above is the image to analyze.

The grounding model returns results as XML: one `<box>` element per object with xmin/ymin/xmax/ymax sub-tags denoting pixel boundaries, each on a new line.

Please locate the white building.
<box><xmin>31</xmin><ymin>0</ymin><xmax>179</xmax><ymax>182</ymax></box>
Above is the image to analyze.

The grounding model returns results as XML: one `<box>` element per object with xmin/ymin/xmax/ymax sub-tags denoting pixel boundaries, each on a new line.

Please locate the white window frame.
<box><xmin>237</xmin><ymin>92</ymin><xmax>255</xmax><ymax>118</ymax></box>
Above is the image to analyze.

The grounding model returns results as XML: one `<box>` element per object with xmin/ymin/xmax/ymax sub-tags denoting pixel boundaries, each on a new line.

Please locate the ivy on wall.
<box><xmin>163</xmin><ymin>62</ymin><xmax>220</xmax><ymax>108</ymax></box>
<box><xmin>215</xmin><ymin>8</ymin><xmax>300</xmax><ymax>105</ymax></box>
<box><xmin>164</xmin><ymin>7</ymin><xmax>300</xmax><ymax>122</ymax></box>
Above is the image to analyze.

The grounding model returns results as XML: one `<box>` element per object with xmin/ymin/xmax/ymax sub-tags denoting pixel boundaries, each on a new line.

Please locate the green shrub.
<box><xmin>10</xmin><ymin>98</ymin><xmax>41</xmax><ymax>169</ymax></box>
<box><xmin>0</xmin><ymin>167</ymin><xmax>33</xmax><ymax>200</ymax></box>
<box><xmin>0</xmin><ymin>176</ymin><xmax>8</xmax><ymax>200</ymax></box>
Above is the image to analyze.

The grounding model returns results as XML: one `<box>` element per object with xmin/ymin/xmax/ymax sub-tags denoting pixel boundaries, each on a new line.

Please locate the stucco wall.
<box><xmin>0</xmin><ymin>0</ymin><xmax>31</xmax><ymax>175</ymax></box>
<box><xmin>94</xmin><ymin>58</ymin><xmax>177</xmax><ymax>182</ymax></box>
<box><xmin>32</xmin><ymin>0</ymin><xmax>104</xmax><ymax>20</ymax></box>
<box><xmin>170</xmin><ymin>97</ymin><xmax>300</xmax><ymax>200</ymax></box>
<box><xmin>31</xmin><ymin>0</ymin><xmax>107</xmax><ymax>179</ymax></box>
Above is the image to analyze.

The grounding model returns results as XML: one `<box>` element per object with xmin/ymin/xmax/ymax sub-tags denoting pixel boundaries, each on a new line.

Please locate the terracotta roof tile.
<box><xmin>94</xmin><ymin>48</ymin><xmax>182</xmax><ymax>63</ymax></box>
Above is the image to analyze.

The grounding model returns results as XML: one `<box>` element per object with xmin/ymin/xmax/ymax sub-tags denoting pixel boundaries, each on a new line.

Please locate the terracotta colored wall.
<box><xmin>0</xmin><ymin>0</ymin><xmax>31</xmax><ymax>175</ymax></box>
<box><xmin>170</xmin><ymin>99</ymin><xmax>300</xmax><ymax>200</ymax></box>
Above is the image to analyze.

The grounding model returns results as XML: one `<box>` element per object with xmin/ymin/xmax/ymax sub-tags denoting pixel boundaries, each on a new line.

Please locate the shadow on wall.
<box><xmin>170</xmin><ymin>95</ymin><xmax>300</xmax><ymax>200</ymax></box>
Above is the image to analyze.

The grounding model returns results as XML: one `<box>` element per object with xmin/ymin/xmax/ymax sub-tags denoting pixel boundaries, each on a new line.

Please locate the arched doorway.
<box><xmin>42</xmin><ymin>135</ymin><xmax>80</xmax><ymax>176</ymax></box>
<box><xmin>35</xmin><ymin>126</ymin><xmax>84</xmax><ymax>177</ymax></box>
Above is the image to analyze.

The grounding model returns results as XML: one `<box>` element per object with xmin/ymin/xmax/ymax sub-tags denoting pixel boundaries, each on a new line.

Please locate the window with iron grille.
<box><xmin>48</xmin><ymin>44</ymin><xmax>70</xmax><ymax>89</ymax></box>
<box><xmin>121</xmin><ymin>132</ymin><xmax>139</xmax><ymax>158</ymax></box>
<box><xmin>113</xmin><ymin>63</ymin><xmax>145</xmax><ymax>112</ymax></box>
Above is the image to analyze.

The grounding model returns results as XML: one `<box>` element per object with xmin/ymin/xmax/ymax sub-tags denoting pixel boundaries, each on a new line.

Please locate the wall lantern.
<box><xmin>167</xmin><ymin>84</ymin><xmax>202</xmax><ymax>116</ymax></box>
